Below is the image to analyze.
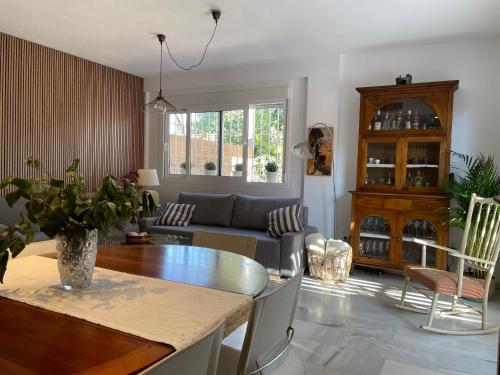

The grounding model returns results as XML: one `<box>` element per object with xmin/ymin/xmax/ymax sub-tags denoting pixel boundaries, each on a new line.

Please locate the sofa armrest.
<box><xmin>138</xmin><ymin>216</ymin><xmax>159</xmax><ymax>232</ymax></box>
<box><xmin>279</xmin><ymin>231</ymin><xmax>307</xmax><ymax>278</ymax></box>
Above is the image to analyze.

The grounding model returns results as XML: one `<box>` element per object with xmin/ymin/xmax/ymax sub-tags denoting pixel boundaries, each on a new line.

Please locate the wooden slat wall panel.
<box><xmin>0</xmin><ymin>32</ymin><xmax>144</xmax><ymax>193</ymax></box>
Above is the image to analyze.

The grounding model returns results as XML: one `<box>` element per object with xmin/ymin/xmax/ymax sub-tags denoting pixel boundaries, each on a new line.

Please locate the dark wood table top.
<box><xmin>0</xmin><ymin>244</ymin><xmax>269</xmax><ymax>374</ymax></box>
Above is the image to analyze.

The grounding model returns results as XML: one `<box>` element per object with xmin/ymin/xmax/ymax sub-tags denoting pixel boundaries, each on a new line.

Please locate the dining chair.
<box><xmin>140</xmin><ymin>319</ymin><xmax>226</xmax><ymax>375</ymax></box>
<box><xmin>396</xmin><ymin>193</ymin><xmax>500</xmax><ymax>334</ymax></box>
<box><xmin>193</xmin><ymin>231</ymin><xmax>257</xmax><ymax>259</ymax></box>
<box><xmin>217</xmin><ymin>269</ymin><xmax>305</xmax><ymax>375</ymax></box>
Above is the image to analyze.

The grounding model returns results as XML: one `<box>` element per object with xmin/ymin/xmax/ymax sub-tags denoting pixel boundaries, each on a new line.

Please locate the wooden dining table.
<box><xmin>0</xmin><ymin>244</ymin><xmax>269</xmax><ymax>374</ymax></box>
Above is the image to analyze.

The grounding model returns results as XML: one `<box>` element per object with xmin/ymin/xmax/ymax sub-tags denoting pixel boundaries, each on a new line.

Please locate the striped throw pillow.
<box><xmin>266</xmin><ymin>203</ymin><xmax>304</xmax><ymax>238</ymax></box>
<box><xmin>155</xmin><ymin>203</ymin><xmax>196</xmax><ymax>226</ymax></box>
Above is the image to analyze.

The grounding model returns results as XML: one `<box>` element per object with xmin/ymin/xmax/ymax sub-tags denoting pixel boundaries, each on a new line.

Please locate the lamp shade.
<box><xmin>291</xmin><ymin>141</ymin><xmax>314</xmax><ymax>159</ymax></box>
<box><xmin>137</xmin><ymin>169</ymin><xmax>160</xmax><ymax>186</ymax></box>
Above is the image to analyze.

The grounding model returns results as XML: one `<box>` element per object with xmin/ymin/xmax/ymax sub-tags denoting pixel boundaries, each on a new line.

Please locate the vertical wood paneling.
<box><xmin>0</xmin><ymin>32</ymin><xmax>144</xmax><ymax>193</ymax></box>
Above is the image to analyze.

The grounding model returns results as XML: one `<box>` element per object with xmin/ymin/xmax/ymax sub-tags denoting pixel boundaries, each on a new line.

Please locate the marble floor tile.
<box><xmin>222</xmin><ymin>270</ymin><xmax>499</xmax><ymax>375</ymax></box>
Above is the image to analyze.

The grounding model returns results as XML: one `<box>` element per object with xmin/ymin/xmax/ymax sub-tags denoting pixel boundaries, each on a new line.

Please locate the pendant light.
<box><xmin>144</xmin><ymin>34</ymin><xmax>177</xmax><ymax>114</ymax></box>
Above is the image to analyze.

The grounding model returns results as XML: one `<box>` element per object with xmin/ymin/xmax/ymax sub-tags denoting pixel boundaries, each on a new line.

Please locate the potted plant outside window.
<box><xmin>265</xmin><ymin>161</ymin><xmax>279</xmax><ymax>183</ymax></box>
<box><xmin>180</xmin><ymin>162</ymin><xmax>186</xmax><ymax>174</ymax></box>
<box><xmin>232</xmin><ymin>163</ymin><xmax>243</xmax><ymax>177</ymax></box>
<box><xmin>204</xmin><ymin>161</ymin><xmax>217</xmax><ymax>176</ymax></box>
<box><xmin>0</xmin><ymin>158</ymin><xmax>140</xmax><ymax>290</ymax></box>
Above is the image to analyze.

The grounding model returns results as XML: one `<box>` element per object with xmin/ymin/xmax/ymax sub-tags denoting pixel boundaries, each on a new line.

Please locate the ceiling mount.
<box><xmin>157</xmin><ymin>34</ymin><xmax>166</xmax><ymax>43</ymax></box>
<box><xmin>211</xmin><ymin>9</ymin><xmax>221</xmax><ymax>23</ymax></box>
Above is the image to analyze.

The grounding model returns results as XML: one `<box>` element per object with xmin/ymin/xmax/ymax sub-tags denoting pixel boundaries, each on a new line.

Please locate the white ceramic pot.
<box><xmin>266</xmin><ymin>171</ymin><xmax>278</xmax><ymax>183</ymax></box>
<box><xmin>205</xmin><ymin>169</ymin><xmax>217</xmax><ymax>176</ymax></box>
<box><xmin>180</xmin><ymin>168</ymin><xmax>186</xmax><ymax>175</ymax></box>
<box><xmin>232</xmin><ymin>170</ymin><xmax>242</xmax><ymax>177</ymax></box>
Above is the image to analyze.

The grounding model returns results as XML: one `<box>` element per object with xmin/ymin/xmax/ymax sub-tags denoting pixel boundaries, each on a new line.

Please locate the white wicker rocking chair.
<box><xmin>396</xmin><ymin>193</ymin><xmax>500</xmax><ymax>335</ymax></box>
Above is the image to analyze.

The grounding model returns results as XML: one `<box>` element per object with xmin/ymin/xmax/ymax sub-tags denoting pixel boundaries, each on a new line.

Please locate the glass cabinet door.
<box><xmin>367</xmin><ymin>99</ymin><xmax>441</xmax><ymax>133</ymax></box>
<box><xmin>364</xmin><ymin>141</ymin><xmax>398</xmax><ymax>188</ymax></box>
<box><xmin>400</xmin><ymin>219</ymin><xmax>438</xmax><ymax>266</ymax></box>
<box><xmin>404</xmin><ymin>139</ymin><xmax>444</xmax><ymax>190</ymax></box>
<box><xmin>359</xmin><ymin>215</ymin><xmax>392</xmax><ymax>260</ymax></box>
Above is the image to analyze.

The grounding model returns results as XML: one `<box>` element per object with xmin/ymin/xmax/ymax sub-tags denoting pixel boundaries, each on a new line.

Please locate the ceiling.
<box><xmin>1</xmin><ymin>0</ymin><xmax>500</xmax><ymax>78</ymax></box>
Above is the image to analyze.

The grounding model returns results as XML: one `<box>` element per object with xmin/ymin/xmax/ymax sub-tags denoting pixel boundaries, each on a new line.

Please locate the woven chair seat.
<box><xmin>404</xmin><ymin>266</ymin><xmax>486</xmax><ymax>299</ymax></box>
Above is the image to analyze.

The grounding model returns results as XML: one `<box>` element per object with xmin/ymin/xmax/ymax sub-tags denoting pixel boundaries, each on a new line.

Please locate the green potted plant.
<box><xmin>232</xmin><ymin>163</ymin><xmax>243</xmax><ymax>177</ymax></box>
<box><xmin>0</xmin><ymin>157</ymin><xmax>140</xmax><ymax>289</ymax></box>
<box><xmin>446</xmin><ymin>151</ymin><xmax>500</xmax><ymax>286</ymax></box>
<box><xmin>180</xmin><ymin>162</ymin><xmax>186</xmax><ymax>174</ymax></box>
<box><xmin>204</xmin><ymin>161</ymin><xmax>217</xmax><ymax>176</ymax></box>
<box><xmin>265</xmin><ymin>161</ymin><xmax>279</xmax><ymax>183</ymax></box>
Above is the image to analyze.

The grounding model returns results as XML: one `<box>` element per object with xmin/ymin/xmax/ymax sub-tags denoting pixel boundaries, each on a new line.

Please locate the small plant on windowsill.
<box><xmin>265</xmin><ymin>161</ymin><xmax>279</xmax><ymax>183</ymax></box>
<box><xmin>204</xmin><ymin>161</ymin><xmax>217</xmax><ymax>176</ymax></box>
<box><xmin>180</xmin><ymin>162</ymin><xmax>186</xmax><ymax>174</ymax></box>
<box><xmin>232</xmin><ymin>163</ymin><xmax>243</xmax><ymax>177</ymax></box>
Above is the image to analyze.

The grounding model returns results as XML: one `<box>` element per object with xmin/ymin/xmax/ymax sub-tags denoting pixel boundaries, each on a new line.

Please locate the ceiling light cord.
<box><xmin>164</xmin><ymin>17</ymin><xmax>219</xmax><ymax>71</ymax></box>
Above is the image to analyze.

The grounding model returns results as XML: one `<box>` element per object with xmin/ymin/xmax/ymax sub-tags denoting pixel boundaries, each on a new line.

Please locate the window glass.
<box><xmin>167</xmin><ymin>113</ymin><xmax>187</xmax><ymax>175</ymax></box>
<box><xmin>190</xmin><ymin>112</ymin><xmax>220</xmax><ymax>176</ymax></box>
<box><xmin>221</xmin><ymin>110</ymin><xmax>244</xmax><ymax>177</ymax></box>
<box><xmin>247</xmin><ymin>105</ymin><xmax>285</xmax><ymax>183</ymax></box>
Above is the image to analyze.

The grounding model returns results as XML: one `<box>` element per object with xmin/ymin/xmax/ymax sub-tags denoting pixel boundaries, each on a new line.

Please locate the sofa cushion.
<box><xmin>178</xmin><ymin>192</ymin><xmax>235</xmax><ymax>227</ymax></box>
<box><xmin>232</xmin><ymin>195</ymin><xmax>302</xmax><ymax>231</ymax></box>
<box><xmin>155</xmin><ymin>203</ymin><xmax>196</xmax><ymax>226</ymax></box>
<box><xmin>146</xmin><ymin>224</ymin><xmax>281</xmax><ymax>274</ymax></box>
<box><xmin>267</xmin><ymin>203</ymin><xmax>304</xmax><ymax>238</ymax></box>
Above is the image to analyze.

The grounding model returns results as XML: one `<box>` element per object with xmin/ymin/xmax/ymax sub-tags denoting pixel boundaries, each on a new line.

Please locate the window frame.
<box><xmin>163</xmin><ymin>101</ymin><xmax>288</xmax><ymax>187</ymax></box>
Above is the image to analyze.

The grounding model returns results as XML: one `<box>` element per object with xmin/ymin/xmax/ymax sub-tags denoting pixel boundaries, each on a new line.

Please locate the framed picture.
<box><xmin>306</xmin><ymin>127</ymin><xmax>334</xmax><ymax>176</ymax></box>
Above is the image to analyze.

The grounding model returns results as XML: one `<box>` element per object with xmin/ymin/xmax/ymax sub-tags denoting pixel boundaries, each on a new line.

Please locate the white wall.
<box><xmin>144</xmin><ymin>57</ymin><xmax>340</xmax><ymax>237</ymax></box>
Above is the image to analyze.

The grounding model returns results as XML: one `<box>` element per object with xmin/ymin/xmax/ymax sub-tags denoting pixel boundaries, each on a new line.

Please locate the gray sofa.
<box><xmin>139</xmin><ymin>193</ymin><xmax>317</xmax><ymax>277</ymax></box>
<box><xmin>0</xmin><ymin>198</ymin><xmax>49</xmax><ymax>242</ymax></box>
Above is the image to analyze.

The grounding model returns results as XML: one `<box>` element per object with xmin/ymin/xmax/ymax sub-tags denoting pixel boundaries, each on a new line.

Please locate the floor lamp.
<box><xmin>291</xmin><ymin>123</ymin><xmax>336</xmax><ymax>237</ymax></box>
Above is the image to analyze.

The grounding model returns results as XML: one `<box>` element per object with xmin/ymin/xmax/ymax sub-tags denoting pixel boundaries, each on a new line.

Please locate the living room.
<box><xmin>1</xmin><ymin>1</ymin><xmax>499</xmax><ymax>374</ymax></box>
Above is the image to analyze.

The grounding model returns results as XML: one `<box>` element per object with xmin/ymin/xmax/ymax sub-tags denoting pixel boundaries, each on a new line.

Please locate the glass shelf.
<box><xmin>401</xmin><ymin>219</ymin><xmax>438</xmax><ymax>265</ymax></box>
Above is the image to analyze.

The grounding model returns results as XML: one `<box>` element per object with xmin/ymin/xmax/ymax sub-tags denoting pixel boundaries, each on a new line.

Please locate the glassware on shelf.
<box><xmin>383</xmin><ymin>112</ymin><xmax>391</xmax><ymax>130</ymax></box>
<box><xmin>386</xmin><ymin>173</ymin><xmax>393</xmax><ymax>185</ymax></box>
<box><xmin>411</xmin><ymin>110</ymin><xmax>420</xmax><ymax>130</ymax></box>
<box><xmin>405</xmin><ymin>110</ymin><xmax>412</xmax><ymax>130</ymax></box>
<box><xmin>374</xmin><ymin>110</ymin><xmax>382</xmax><ymax>130</ymax></box>
<box><xmin>414</xmin><ymin>170</ymin><xmax>423</xmax><ymax>187</ymax></box>
<box><xmin>406</xmin><ymin>172</ymin><xmax>413</xmax><ymax>187</ymax></box>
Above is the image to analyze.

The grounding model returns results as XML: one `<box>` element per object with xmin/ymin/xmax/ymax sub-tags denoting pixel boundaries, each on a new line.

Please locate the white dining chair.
<box><xmin>140</xmin><ymin>319</ymin><xmax>226</xmax><ymax>375</ymax></box>
<box><xmin>217</xmin><ymin>270</ymin><xmax>305</xmax><ymax>375</ymax></box>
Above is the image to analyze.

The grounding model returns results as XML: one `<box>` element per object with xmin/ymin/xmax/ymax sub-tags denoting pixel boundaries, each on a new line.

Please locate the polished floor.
<box><xmin>224</xmin><ymin>269</ymin><xmax>500</xmax><ymax>375</ymax></box>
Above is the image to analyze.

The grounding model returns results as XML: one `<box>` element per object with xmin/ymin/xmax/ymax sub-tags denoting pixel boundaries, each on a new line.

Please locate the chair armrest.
<box><xmin>138</xmin><ymin>216</ymin><xmax>159</xmax><ymax>232</ymax></box>
<box><xmin>449</xmin><ymin>252</ymin><xmax>495</xmax><ymax>266</ymax></box>
<box><xmin>279</xmin><ymin>231</ymin><xmax>306</xmax><ymax>278</ymax></box>
<box><xmin>413</xmin><ymin>238</ymin><xmax>459</xmax><ymax>254</ymax></box>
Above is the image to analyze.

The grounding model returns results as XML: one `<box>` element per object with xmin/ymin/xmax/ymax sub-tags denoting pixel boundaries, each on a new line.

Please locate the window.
<box><xmin>167</xmin><ymin>113</ymin><xmax>187</xmax><ymax>175</ymax></box>
<box><xmin>164</xmin><ymin>102</ymin><xmax>287</xmax><ymax>184</ymax></box>
<box><xmin>190</xmin><ymin>112</ymin><xmax>220</xmax><ymax>175</ymax></box>
<box><xmin>248</xmin><ymin>105</ymin><xmax>285</xmax><ymax>183</ymax></box>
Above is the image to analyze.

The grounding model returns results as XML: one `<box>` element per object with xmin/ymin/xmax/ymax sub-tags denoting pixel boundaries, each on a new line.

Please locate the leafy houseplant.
<box><xmin>204</xmin><ymin>161</ymin><xmax>217</xmax><ymax>176</ymax></box>
<box><xmin>265</xmin><ymin>161</ymin><xmax>279</xmax><ymax>172</ymax></box>
<box><xmin>446</xmin><ymin>152</ymin><xmax>500</xmax><ymax>279</ymax></box>
<box><xmin>446</xmin><ymin>152</ymin><xmax>500</xmax><ymax>229</ymax></box>
<box><xmin>265</xmin><ymin>161</ymin><xmax>279</xmax><ymax>183</ymax></box>
<box><xmin>0</xmin><ymin>158</ymin><xmax>140</xmax><ymax>287</ymax></box>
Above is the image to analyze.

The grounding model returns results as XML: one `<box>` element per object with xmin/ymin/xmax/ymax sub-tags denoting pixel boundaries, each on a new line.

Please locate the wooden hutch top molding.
<box><xmin>356</xmin><ymin>80</ymin><xmax>459</xmax><ymax>95</ymax></box>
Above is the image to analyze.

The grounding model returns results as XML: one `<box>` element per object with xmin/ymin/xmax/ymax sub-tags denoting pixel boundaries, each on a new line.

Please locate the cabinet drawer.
<box><xmin>413</xmin><ymin>200</ymin><xmax>447</xmax><ymax>211</ymax></box>
<box><xmin>355</xmin><ymin>196</ymin><xmax>382</xmax><ymax>208</ymax></box>
<box><xmin>383</xmin><ymin>198</ymin><xmax>413</xmax><ymax>210</ymax></box>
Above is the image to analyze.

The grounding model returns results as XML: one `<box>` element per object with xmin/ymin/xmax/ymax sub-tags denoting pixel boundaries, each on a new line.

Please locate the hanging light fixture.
<box><xmin>144</xmin><ymin>34</ymin><xmax>177</xmax><ymax>114</ymax></box>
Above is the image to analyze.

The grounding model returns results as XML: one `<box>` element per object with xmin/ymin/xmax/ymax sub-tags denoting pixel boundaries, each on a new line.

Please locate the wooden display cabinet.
<box><xmin>350</xmin><ymin>81</ymin><xmax>458</xmax><ymax>271</ymax></box>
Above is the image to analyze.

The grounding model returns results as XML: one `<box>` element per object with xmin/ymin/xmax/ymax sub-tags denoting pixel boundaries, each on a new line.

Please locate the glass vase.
<box><xmin>56</xmin><ymin>229</ymin><xmax>98</xmax><ymax>290</ymax></box>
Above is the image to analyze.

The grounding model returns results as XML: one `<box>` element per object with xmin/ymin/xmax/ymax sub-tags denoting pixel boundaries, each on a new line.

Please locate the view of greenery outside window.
<box><xmin>190</xmin><ymin>112</ymin><xmax>220</xmax><ymax>175</ymax></box>
<box><xmin>164</xmin><ymin>102</ymin><xmax>286</xmax><ymax>183</ymax></box>
<box><xmin>167</xmin><ymin>113</ymin><xmax>187</xmax><ymax>175</ymax></box>
<box><xmin>247</xmin><ymin>105</ymin><xmax>286</xmax><ymax>183</ymax></box>
<box><xmin>222</xmin><ymin>110</ymin><xmax>244</xmax><ymax>176</ymax></box>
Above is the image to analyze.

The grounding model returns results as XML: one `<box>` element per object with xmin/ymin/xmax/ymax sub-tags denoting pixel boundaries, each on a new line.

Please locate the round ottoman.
<box><xmin>305</xmin><ymin>234</ymin><xmax>352</xmax><ymax>282</ymax></box>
